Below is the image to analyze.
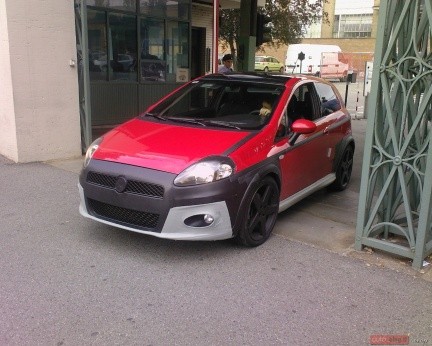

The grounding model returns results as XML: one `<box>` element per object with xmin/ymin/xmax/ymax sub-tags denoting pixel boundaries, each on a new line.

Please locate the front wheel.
<box><xmin>236</xmin><ymin>177</ymin><xmax>280</xmax><ymax>247</ymax></box>
<box><xmin>264</xmin><ymin>66</ymin><xmax>269</xmax><ymax>73</ymax></box>
<box><xmin>330</xmin><ymin>145</ymin><xmax>354</xmax><ymax>191</ymax></box>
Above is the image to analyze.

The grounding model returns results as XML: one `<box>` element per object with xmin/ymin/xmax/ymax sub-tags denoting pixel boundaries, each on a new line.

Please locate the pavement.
<box><xmin>43</xmin><ymin>118</ymin><xmax>432</xmax><ymax>282</ymax></box>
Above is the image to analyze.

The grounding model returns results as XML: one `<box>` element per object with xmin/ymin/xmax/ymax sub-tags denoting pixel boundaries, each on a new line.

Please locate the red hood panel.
<box><xmin>92</xmin><ymin>118</ymin><xmax>250</xmax><ymax>174</ymax></box>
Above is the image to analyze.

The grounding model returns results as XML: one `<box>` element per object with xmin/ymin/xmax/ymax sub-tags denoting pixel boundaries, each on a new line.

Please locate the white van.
<box><xmin>285</xmin><ymin>44</ymin><xmax>350</xmax><ymax>81</ymax></box>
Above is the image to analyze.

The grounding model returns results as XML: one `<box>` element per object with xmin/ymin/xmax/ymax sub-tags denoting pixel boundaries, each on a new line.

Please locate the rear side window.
<box><xmin>314</xmin><ymin>83</ymin><xmax>341</xmax><ymax>117</ymax></box>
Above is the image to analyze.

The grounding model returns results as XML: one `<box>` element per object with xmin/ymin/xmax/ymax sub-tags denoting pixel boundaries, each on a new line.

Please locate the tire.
<box><xmin>279</xmin><ymin>67</ymin><xmax>284</xmax><ymax>73</ymax></box>
<box><xmin>264</xmin><ymin>66</ymin><xmax>269</xmax><ymax>72</ymax></box>
<box><xmin>236</xmin><ymin>177</ymin><xmax>280</xmax><ymax>247</ymax></box>
<box><xmin>330</xmin><ymin>145</ymin><xmax>354</xmax><ymax>191</ymax></box>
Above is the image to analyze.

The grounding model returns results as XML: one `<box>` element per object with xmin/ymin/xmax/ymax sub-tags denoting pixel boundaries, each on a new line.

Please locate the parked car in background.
<box><xmin>285</xmin><ymin>44</ymin><xmax>353</xmax><ymax>81</ymax></box>
<box><xmin>255</xmin><ymin>56</ymin><xmax>284</xmax><ymax>72</ymax></box>
<box><xmin>79</xmin><ymin>73</ymin><xmax>354</xmax><ymax>246</ymax></box>
<box><xmin>320</xmin><ymin>51</ymin><xmax>353</xmax><ymax>82</ymax></box>
<box><xmin>91</xmin><ymin>53</ymin><xmax>135</xmax><ymax>72</ymax></box>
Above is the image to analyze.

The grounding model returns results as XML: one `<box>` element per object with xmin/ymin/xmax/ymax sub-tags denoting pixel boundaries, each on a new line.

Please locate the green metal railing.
<box><xmin>355</xmin><ymin>0</ymin><xmax>432</xmax><ymax>269</ymax></box>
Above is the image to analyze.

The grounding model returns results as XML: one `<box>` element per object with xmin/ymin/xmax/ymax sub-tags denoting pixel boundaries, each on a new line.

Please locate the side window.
<box><xmin>314</xmin><ymin>83</ymin><xmax>342</xmax><ymax>117</ymax></box>
<box><xmin>286</xmin><ymin>83</ymin><xmax>319</xmax><ymax>123</ymax></box>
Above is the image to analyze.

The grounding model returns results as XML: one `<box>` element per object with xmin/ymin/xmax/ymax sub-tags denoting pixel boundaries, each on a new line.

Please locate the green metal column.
<box><xmin>237</xmin><ymin>0</ymin><xmax>257</xmax><ymax>72</ymax></box>
<box><xmin>75</xmin><ymin>0</ymin><xmax>92</xmax><ymax>153</ymax></box>
<box><xmin>355</xmin><ymin>0</ymin><xmax>432</xmax><ymax>269</ymax></box>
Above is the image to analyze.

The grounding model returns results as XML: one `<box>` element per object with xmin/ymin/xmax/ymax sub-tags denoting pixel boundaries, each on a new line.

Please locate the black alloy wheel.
<box><xmin>331</xmin><ymin>145</ymin><xmax>354</xmax><ymax>191</ymax></box>
<box><xmin>237</xmin><ymin>177</ymin><xmax>280</xmax><ymax>246</ymax></box>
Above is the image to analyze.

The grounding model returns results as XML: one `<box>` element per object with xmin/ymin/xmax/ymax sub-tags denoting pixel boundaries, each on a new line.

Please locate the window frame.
<box><xmin>86</xmin><ymin>1</ymin><xmax>191</xmax><ymax>84</ymax></box>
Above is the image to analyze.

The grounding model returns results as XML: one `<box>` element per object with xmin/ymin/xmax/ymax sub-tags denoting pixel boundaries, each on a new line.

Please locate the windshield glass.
<box><xmin>143</xmin><ymin>79</ymin><xmax>285</xmax><ymax>130</ymax></box>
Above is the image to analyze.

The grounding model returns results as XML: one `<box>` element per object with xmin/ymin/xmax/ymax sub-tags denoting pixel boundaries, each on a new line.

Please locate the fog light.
<box><xmin>204</xmin><ymin>214</ymin><xmax>214</xmax><ymax>224</ymax></box>
<box><xmin>184</xmin><ymin>214</ymin><xmax>215</xmax><ymax>227</ymax></box>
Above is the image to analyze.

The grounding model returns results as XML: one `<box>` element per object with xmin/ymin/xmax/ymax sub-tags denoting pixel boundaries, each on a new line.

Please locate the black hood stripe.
<box><xmin>223</xmin><ymin>131</ymin><xmax>260</xmax><ymax>156</ymax></box>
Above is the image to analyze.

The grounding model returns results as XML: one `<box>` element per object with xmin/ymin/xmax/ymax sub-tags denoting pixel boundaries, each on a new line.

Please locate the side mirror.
<box><xmin>289</xmin><ymin>119</ymin><xmax>317</xmax><ymax>145</ymax></box>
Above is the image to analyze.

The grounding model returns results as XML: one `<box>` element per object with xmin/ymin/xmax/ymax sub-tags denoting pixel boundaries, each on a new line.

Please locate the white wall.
<box><xmin>0</xmin><ymin>0</ymin><xmax>81</xmax><ymax>162</ymax></box>
<box><xmin>0</xmin><ymin>0</ymin><xmax>18</xmax><ymax>161</ymax></box>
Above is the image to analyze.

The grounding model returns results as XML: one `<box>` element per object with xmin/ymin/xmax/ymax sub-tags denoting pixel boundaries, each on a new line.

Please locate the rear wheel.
<box><xmin>236</xmin><ymin>177</ymin><xmax>279</xmax><ymax>247</ymax></box>
<box><xmin>330</xmin><ymin>145</ymin><xmax>354</xmax><ymax>191</ymax></box>
<box><xmin>279</xmin><ymin>67</ymin><xmax>284</xmax><ymax>73</ymax></box>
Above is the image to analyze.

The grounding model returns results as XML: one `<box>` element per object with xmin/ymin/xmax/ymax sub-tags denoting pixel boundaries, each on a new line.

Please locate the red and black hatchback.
<box><xmin>79</xmin><ymin>73</ymin><xmax>354</xmax><ymax>246</ymax></box>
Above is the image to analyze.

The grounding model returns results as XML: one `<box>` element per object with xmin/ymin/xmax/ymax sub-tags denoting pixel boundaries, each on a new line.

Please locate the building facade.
<box><xmin>262</xmin><ymin>0</ymin><xmax>380</xmax><ymax>64</ymax></box>
<box><xmin>303</xmin><ymin>0</ymin><xmax>380</xmax><ymax>53</ymax></box>
<box><xmin>0</xmin><ymin>0</ymin><xmax>243</xmax><ymax>163</ymax></box>
<box><xmin>0</xmin><ymin>0</ymin><xmax>81</xmax><ymax>163</ymax></box>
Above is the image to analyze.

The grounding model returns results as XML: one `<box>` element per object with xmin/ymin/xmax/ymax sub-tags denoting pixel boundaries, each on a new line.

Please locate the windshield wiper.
<box><xmin>203</xmin><ymin>120</ymin><xmax>241</xmax><ymax>130</ymax></box>
<box><xmin>164</xmin><ymin>117</ymin><xmax>207</xmax><ymax>127</ymax></box>
<box><xmin>144</xmin><ymin>112</ymin><xmax>166</xmax><ymax>121</ymax></box>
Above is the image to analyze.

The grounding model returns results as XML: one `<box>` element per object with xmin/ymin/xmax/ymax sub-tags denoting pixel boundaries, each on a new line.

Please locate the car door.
<box><xmin>269</xmin><ymin>57</ymin><xmax>277</xmax><ymax>71</ymax></box>
<box><xmin>314</xmin><ymin>81</ymin><xmax>348</xmax><ymax>160</ymax></box>
<box><xmin>276</xmin><ymin>82</ymin><xmax>336</xmax><ymax>199</ymax></box>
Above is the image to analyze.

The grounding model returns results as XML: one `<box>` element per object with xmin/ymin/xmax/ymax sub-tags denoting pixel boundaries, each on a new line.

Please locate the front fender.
<box><xmin>231</xmin><ymin>160</ymin><xmax>281</xmax><ymax>236</ymax></box>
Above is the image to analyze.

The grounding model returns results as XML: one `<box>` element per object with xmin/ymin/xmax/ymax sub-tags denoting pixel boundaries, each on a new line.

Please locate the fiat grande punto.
<box><xmin>79</xmin><ymin>73</ymin><xmax>354</xmax><ymax>246</ymax></box>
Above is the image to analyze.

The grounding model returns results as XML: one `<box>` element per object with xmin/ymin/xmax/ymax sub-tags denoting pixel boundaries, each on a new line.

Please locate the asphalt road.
<box><xmin>1</xmin><ymin>155</ymin><xmax>432</xmax><ymax>345</ymax></box>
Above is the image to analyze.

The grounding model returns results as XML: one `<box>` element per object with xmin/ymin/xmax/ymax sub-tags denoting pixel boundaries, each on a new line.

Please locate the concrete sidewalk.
<box><xmin>45</xmin><ymin>119</ymin><xmax>432</xmax><ymax>281</ymax></box>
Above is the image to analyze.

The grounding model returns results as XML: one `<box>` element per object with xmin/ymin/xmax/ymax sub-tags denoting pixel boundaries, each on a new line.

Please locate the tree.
<box><xmin>219</xmin><ymin>0</ymin><xmax>327</xmax><ymax>55</ymax></box>
<box><xmin>219</xmin><ymin>9</ymin><xmax>241</xmax><ymax>57</ymax></box>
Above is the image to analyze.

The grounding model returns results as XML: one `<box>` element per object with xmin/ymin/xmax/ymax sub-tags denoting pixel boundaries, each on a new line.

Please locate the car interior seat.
<box><xmin>295</xmin><ymin>91</ymin><xmax>313</xmax><ymax>120</ymax></box>
<box><xmin>218</xmin><ymin>88</ymin><xmax>251</xmax><ymax>116</ymax></box>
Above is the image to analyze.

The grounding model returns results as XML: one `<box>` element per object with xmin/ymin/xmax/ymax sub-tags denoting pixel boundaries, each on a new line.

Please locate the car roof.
<box><xmin>200</xmin><ymin>72</ymin><xmax>336</xmax><ymax>88</ymax></box>
<box><xmin>200</xmin><ymin>72</ymin><xmax>292</xmax><ymax>86</ymax></box>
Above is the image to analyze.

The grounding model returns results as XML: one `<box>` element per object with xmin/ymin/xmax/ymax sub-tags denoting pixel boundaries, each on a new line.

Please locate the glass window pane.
<box><xmin>108</xmin><ymin>13</ymin><xmax>137</xmax><ymax>81</ymax></box>
<box><xmin>166</xmin><ymin>21</ymin><xmax>189</xmax><ymax>82</ymax></box>
<box><xmin>88</xmin><ymin>10</ymin><xmax>108</xmax><ymax>81</ymax></box>
<box><xmin>315</xmin><ymin>83</ymin><xmax>341</xmax><ymax>116</ymax></box>
<box><xmin>87</xmin><ymin>0</ymin><xmax>137</xmax><ymax>12</ymax></box>
<box><xmin>140</xmin><ymin>0</ymin><xmax>189</xmax><ymax>20</ymax></box>
<box><xmin>140</xmin><ymin>18</ymin><xmax>166</xmax><ymax>82</ymax></box>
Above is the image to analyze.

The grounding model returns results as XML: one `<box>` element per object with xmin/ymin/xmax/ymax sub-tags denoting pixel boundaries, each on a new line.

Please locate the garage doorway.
<box><xmin>191</xmin><ymin>27</ymin><xmax>206</xmax><ymax>79</ymax></box>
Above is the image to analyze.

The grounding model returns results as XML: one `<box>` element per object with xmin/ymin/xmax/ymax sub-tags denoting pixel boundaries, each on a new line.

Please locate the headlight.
<box><xmin>83</xmin><ymin>137</ymin><xmax>103</xmax><ymax>168</ymax></box>
<box><xmin>174</xmin><ymin>158</ymin><xmax>234</xmax><ymax>186</ymax></box>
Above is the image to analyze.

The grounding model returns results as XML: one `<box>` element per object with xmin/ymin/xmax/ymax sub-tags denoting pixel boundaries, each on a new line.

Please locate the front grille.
<box><xmin>87</xmin><ymin>198</ymin><xmax>159</xmax><ymax>230</ymax></box>
<box><xmin>87</xmin><ymin>171</ymin><xmax>164</xmax><ymax>198</ymax></box>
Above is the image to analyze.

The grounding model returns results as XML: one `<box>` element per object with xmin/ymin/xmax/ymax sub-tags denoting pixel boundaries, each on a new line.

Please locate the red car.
<box><xmin>79</xmin><ymin>73</ymin><xmax>354</xmax><ymax>246</ymax></box>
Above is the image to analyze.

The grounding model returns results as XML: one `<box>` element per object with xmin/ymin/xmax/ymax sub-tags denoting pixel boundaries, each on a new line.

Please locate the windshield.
<box><xmin>143</xmin><ymin>79</ymin><xmax>284</xmax><ymax>130</ymax></box>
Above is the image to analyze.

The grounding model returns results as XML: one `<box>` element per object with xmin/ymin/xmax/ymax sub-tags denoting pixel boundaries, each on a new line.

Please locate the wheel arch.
<box><xmin>231</xmin><ymin>163</ymin><xmax>281</xmax><ymax>237</ymax></box>
<box><xmin>333</xmin><ymin>135</ymin><xmax>355</xmax><ymax>172</ymax></box>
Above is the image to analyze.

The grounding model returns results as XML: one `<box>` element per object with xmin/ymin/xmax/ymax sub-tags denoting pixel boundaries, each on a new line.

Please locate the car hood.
<box><xmin>92</xmin><ymin>118</ymin><xmax>251</xmax><ymax>174</ymax></box>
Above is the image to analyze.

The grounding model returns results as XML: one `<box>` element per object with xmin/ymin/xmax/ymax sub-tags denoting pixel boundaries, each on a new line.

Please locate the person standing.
<box><xmin>218</xmin><ymin>54</ymin><xmax>234</xmax><ymax>73</ymax></box>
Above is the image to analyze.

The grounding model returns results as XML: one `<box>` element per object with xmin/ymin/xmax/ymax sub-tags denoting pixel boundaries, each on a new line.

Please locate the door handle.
<box><xmin>324</xmin><ymin>126</ymin><xmax>330</xmax><ymax>134</ymax></box>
